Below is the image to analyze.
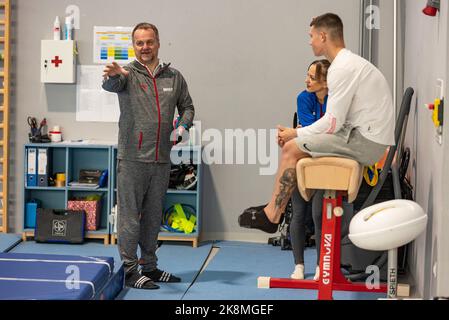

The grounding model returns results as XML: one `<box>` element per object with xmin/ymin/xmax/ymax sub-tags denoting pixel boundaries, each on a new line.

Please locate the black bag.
<box><xmin>35</xmin><ymin>209</ymin><xmax>86</xmax><ymax>244</ymax></box>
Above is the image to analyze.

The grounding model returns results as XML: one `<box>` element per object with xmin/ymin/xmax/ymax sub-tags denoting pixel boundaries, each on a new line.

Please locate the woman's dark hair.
<box><xmin>308</xmin><ymin>59</ymin><xmax>331</xmax><ymax>82</ymax></box>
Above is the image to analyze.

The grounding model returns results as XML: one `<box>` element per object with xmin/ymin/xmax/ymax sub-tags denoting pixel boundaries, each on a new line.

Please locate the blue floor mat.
<box><xmin>117</xmin><ymin>242</ymin><xmax>213</xmax><ymax>300</ymax></box>
<box><xmin>0</xmin><ymin>234</ymin><xmax>22</xmax><ymax>252</ymax></box>
<box><xmin>212</xmin><ymin>240</ymin><xmax>275</xmax><ymax>249</ymax></box>
<box><xmin>183</xmin><ymin>241</ymin><xmax>386</xmax><ymax>300</ymax></box>
<box><xmin>9</xmin><ymin>240</ymin><xmax>387</xmax><ymax>300</ymax></box>
<box><xmin>10</xmin><ymin>241</ymin><xmax>122</xmax><ymax>272</ymax></box>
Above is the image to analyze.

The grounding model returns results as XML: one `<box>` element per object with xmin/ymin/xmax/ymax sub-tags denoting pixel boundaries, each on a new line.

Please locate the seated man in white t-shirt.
<box><xmin>239</xmin><ymin>13</ymin><xmax>394</xmax><ymax>234</ymax></box>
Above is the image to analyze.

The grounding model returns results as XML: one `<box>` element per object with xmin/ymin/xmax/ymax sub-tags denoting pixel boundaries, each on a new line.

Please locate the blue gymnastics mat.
<box><xmin>8</xmin><ymin>241</ymin><xmax>124</xmax><ymax>300</ymax></box>
<box><xmin>10</xmin><ymin>241</ymin><xmax>122</xmax><ymax>272</ymax></box>
<box><xmin>0</xmin><ymin>252</ymin><xmax>116</xmax><ymax>300</ymax></box>
<box><xmin>117</xmin><ymin>242</ymin><xmax>213</xmax><ymax>300</ymax></box>
<box><xmin>183</xmin><ymin>241</ymin><xmax>386</xmax><ymax>300</ymax></box>
<box><xmin>0</xmin><ymin>234</ymin><xmax>21</xmax><ymax>252</ymax></box>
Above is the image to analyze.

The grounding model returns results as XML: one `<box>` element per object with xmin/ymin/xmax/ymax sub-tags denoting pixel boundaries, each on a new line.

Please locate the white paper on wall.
<box><xmin>93</xmin><ymin>26</ymin><xmax>134</xmax><ymax>64</ymax></box>
<box><xmin>76</xmin><ymin>65</ymin><xmax>120</xmax><ymax>122</ymax></box>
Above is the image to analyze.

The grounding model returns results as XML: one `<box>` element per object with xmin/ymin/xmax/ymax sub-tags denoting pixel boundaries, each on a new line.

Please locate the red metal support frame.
<box><xmin>267</xmin><ymin>192</ymin><xmax>387</xmax><ymax>300</ymax></box>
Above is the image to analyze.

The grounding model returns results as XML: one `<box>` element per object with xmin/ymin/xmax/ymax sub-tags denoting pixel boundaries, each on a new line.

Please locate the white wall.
<box><xmin>10</xmin><ymin>0</ymin><xmax>361</xmax><ymax>243</ymax></box>
<box><xmin>402</xmin><ymin>0</ymin><xmax>449</xmax><ymax>298</ymax></box>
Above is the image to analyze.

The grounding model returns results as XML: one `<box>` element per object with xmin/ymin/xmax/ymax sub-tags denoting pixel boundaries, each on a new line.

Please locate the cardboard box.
<box><xmin>67</xmin><ymin>200</ymin><xmax>101</xmax><ymax>231</ymax></box>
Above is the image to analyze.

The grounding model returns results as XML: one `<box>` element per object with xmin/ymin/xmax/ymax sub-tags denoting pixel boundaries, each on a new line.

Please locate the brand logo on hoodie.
<box><xmin>140</xmin><ymin>84</ymin><xmax>148</xmax><ymax>91</ymax></box>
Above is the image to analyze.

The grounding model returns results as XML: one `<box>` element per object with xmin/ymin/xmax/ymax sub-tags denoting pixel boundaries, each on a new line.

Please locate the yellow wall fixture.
<box><xmin>432</xmin><ymin>98</ymin><xmax>441</xmax><ymax>128</ymax></box>
<box><xmin>425</xmin><ymin>96</ymin><xmax>444</xmax><ymax>145</ymax></box>
<box><xmin>425</xmin><ymin>98</ymin><xmax>444</xmax><ymax>128</ymax></box>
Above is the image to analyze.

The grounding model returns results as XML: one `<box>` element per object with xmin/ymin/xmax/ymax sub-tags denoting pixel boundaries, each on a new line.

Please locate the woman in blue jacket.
<box><xmin>289</xmin><ymin>59</ymin><xmax>330</xmax><ymax>280</ymax></box>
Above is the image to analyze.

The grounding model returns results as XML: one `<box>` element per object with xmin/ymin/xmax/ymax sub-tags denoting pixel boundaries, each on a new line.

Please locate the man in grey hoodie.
<box><xmin>102</xmin><ymin>22</ymin><xmax>195</xmax><ymax>290</ymax></box>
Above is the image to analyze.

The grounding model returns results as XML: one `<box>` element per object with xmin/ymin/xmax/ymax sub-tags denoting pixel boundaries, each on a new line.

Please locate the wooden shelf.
<box><xmin>1</xmin><ymin>0</ymin><xmax>8</xmax><ymax>232</ymax></box>
<box><xmin>25</xmin><ymin>186</ymin><xmax>65</xmax><ymax>191</ymax></box>
<box><xmin>22</xmin><ymin>229</ymin><xmax>111</xmax><ymax>245</ymax></box>
<box><xmin>166</xmin><ymin>189</ymin><xmax>197</xmax><ymax>195</ymax></box>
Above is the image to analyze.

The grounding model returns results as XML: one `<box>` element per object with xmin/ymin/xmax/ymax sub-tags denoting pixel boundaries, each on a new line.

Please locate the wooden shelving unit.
<box><xmin>0</xmin><ymin>0</ymin><xmax>10</xmax><ymax>233</ymax></box>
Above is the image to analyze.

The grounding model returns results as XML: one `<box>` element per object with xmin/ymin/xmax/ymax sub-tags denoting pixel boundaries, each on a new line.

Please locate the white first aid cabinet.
<box><xmin>41</xmin><ymin>40</ymin><xmax>76</xmax><ymax>83</ymax></box>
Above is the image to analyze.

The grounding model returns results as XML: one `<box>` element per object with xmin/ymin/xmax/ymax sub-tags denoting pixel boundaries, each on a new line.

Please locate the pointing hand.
<box><xmin>103</xmin><ymin>62</ymin><xmax>129</xmax><ymax>79</ymax></box>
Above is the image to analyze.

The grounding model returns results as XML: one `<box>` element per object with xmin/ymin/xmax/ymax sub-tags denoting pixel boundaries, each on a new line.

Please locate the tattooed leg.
<box><xmin>275</xmin><ymin>168</ymin><xmax>297</xmax><ymax>209</ymax></box>
<box><xmin>264</xmin><ymin>140</ymin><xmax>310</xmax><ymax>223</ymax></box>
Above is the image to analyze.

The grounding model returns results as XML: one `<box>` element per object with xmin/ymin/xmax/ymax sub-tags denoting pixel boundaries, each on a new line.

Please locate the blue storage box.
<box><xmin>25</xmin><ymin>199</ymin><xmax>41</xmax><ymax>229</ymax></box>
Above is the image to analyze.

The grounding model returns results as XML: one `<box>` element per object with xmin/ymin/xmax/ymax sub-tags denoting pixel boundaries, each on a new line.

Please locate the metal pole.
<box><xmin>359</xmin><ymin>0</ymin><xmax>365</xmax><ymax>56</ymax></box>
<box><xmin>394</xmin><ymin>0</ymin><xmax>398</xmax><ymax>116</ymax></box>
<box><xmin>368</xmin><ymin>0</ymin><xmax>373</xmax><ymax>62</ymax></box>
<box><xmin>388</xmin><ymin>248</ymin><xmax>398</xmax><ymax>298</ymax></box>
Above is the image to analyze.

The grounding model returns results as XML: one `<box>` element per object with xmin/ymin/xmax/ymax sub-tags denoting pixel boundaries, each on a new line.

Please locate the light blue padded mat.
<box><xmin>117</xmin><ymin>242</ymin><xmax>213</xmax><ymax>300</ymax></box>
<box><xmin>183</xmin><ymin>241</ymin><xmax>386</xmax><ymax>300</ymax></box>
<box><xmin>0</xmin><ymin>234</ymin><xmax>22</xmax><ymax>252</ymax></box>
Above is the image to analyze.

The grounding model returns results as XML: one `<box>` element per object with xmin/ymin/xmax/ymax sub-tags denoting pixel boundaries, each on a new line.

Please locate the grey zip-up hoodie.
<box><xmin>102</xmin><ymin>60</ymin><xmax>195</xmax><ymax>163</ymax></box>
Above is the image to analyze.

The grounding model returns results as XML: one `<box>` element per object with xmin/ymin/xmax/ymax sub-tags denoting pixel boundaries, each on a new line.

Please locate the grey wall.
<box><xmin>376</xmin><ymin>0</ymin><xmax>396</xmax><ymax>105</ymax></box>
<box><xmin>362</xmin><ymin>0</ymin><xmax>401</xmax><ymax>115</ymax></box>
<box><xmin>10</xmin><ymin>0</ymin><xmax>361</xmax><ymax>242</ymax></box>
<box><xmin>402</xmin><ymin>0</ymin><xmax>449</xmax><ymax>298</ymax></box>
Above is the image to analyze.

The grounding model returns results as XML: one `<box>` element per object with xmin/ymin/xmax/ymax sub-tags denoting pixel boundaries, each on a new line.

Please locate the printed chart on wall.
<box><xmin>93</xmin><ymin>26</ymin><xmax>135</xmax><ymax>64</ymax></box>
<box><xmin>76</xmin><ymin>65</ymin><xmax>120</xmax><ymax>122</ymax></box>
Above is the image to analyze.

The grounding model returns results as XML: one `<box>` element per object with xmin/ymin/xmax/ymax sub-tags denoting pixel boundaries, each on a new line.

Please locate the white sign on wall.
<box><xmin>76</xmin><ymin>65</ymin><xmax>120</xmax><ymax>122</ymax></box>
<box><xmin>93</xmin><ymin>26</ymin><xmax>135</xmax><ymax>64</ymax></box>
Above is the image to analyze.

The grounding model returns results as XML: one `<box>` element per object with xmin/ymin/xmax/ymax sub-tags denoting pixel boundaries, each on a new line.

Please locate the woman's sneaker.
<box><xmin>290</xmin><ymin>264</ymin><xmax>305</xmax><ymax>280</ymax></box>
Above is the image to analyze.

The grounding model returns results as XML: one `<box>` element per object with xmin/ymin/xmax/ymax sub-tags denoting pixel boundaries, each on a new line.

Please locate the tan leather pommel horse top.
<box><xmin>296</xmin><ymin>157</ymin><xmax>363</xmax><ymax>203</ymax></box>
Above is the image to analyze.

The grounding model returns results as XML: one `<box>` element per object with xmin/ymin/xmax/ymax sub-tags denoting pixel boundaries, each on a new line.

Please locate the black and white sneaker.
<box><xmin>142</xmin><ymin>268</ymin><xmax>181</xmax><ymax>283</ymax></box>
<box><xmin>125</xmin><ymin>271</ymin><xmax>159</xmax><ymax>290</ymax></box>
<box><xmin>176</xmin><ymin>168</ymin><xmax>197</xmax><ymax>190</ymax></box>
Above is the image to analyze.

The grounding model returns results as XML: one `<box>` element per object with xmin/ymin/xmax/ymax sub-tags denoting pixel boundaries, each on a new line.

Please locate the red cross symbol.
<box><xmin>51</xmin><ymin>56</ymin><xmax>63</xmax><ymax>67</ymax></box>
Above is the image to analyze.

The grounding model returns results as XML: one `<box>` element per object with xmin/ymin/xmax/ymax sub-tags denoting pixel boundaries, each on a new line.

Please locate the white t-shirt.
<box><xmin>296</xmin><ymin>48</ymin><xmax>395</xmax><ymax>146</ymax></box>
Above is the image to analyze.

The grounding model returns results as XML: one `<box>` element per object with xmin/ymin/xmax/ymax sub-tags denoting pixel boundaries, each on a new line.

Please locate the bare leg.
<box><xmin>264</xmin><ymin>139</ymin><xmax>310</xmax><ymax>223</ymax></box>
